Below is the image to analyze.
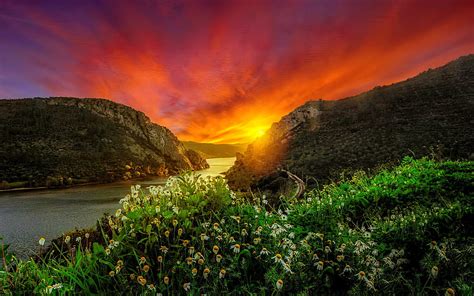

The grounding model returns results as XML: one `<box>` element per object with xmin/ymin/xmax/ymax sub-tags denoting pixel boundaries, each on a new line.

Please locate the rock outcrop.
<box><xmin>0</xmin><ymin>97</ymin><xmax>209</xmax><ymax>188</ymax></box>
<box><xmin>226</xmin><ymin>54</ymin><xmax>474</xmax><ymax>189</ymax></box>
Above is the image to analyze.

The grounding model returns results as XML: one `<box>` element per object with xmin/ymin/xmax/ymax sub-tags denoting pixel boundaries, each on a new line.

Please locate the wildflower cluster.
<box><xmin>0</xmin><ymin>158</ymin><xmax>472</xmax><ymax>295</ymax></box>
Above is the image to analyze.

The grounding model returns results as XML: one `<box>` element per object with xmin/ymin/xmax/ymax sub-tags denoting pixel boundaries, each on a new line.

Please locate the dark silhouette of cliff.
<box><xmin>226</xmin><ymin>55</ymin><xmax>474</xmax><ymax>189</ymax></box>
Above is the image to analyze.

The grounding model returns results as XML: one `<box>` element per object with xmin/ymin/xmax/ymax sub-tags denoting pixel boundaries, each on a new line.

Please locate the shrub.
<box><xmin>1</xmin><ymin>158</ymin><xmax>473</xmax><ymax>295</ymax></box>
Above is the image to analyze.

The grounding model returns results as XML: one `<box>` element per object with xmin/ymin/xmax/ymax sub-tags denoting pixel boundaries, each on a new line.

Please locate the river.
<box><xmin>0</xmin><ymin>157</ymin><xmax>235</xmax><ymax>257</ymax></box>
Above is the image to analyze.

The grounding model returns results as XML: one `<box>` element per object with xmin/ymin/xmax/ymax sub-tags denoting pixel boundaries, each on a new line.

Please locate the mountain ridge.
<box><xmin>0</xmin><ymin>97</ymin><xmax>209</xmax><ymax>189</ymax></box>
<box><xmin>226</xmin><ymin>54</ymin><xmax>474</xmax><ymax>189</ymax></box>
<box><xmin>182</xmin><ymin>141</ymin><xmax>247</xmax><ymax>159</ymax></box>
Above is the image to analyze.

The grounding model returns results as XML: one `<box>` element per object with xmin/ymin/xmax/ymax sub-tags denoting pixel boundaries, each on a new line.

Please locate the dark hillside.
<box><xmin>0</xmin><ymin>97</ymin><xmax>208</xmax><ymax>188</ymax></box>
<box><xmin>226</xmin><ymin>55</ymin><xmax>474</xmax><ymax>189</ymax></box>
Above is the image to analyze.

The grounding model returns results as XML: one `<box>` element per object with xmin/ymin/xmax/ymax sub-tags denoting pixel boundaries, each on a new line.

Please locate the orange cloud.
<box><xmin>0</xmin><ymin>0</ymin><xmax>473</xmax><ymax>143</ymax></box>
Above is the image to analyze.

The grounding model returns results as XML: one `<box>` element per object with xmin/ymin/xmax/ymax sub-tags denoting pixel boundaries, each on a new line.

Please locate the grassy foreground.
<box><xmin>1</xmin><ymin>157</ymin><xmax>473</xmax><ymax>295</ymax></box>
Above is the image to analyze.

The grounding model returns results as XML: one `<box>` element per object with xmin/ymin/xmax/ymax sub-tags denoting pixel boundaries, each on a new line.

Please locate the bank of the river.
<box><xmin>0</xmin><ymin>157</ymin><xmax>235</xmax><ymax>258</ymax></box>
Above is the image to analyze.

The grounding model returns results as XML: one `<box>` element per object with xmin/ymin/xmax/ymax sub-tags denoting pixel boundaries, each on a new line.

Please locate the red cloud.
<box><xmin>1</xmin><ymin>0</ymin><xmax>473</xmax><ymax>143</ymax></box>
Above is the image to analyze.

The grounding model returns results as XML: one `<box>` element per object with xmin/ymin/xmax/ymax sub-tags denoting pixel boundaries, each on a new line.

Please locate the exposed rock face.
<box><xmin>0</xmin><ymin>97</ymin><xmax>208</xmax><ymax>188</ymax></box>
<box><xmin>226</xmin><ymin>54</ymin><xmax>474</xmax><ymax>189</ymax></box>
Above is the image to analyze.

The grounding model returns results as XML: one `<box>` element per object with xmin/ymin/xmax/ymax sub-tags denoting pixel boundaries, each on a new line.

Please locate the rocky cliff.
<box><xmin>182</xmin><ymin>141</ymin><xmax>247</xmax><ymax>159</ymax></box>
<box><xmin>226</xmin><ymin>54</ymin><xmax>474</xmax><ymax>189</ymax></box>
<box><xmin>0</xmin><ymin>97</ymin><xmax>209</xmax><ymax>189</ymax></box>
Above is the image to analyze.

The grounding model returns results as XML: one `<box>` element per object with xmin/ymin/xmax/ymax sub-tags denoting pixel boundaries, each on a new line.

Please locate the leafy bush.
<box><xmin>1</xmin><ymin>158</ymin><xmax>473</xmax><ymax>295</ymax></box>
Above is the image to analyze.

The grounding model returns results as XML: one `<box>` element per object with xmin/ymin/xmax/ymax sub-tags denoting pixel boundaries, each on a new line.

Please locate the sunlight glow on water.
<box><xmin>0</xmin><ymin>157</ymin><xmax>235</xmax><ymax>256</ymax></box>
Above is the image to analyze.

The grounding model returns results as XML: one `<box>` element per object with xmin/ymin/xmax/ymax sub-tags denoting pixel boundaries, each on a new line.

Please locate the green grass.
<box><xmin>1</xmin><ymin>157</ymin><xmax>473</xmax><ymax>295</ymax></box>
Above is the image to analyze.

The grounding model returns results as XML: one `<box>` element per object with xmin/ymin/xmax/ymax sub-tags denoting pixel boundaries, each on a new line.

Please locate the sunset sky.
<box><xmin>0</xmin><ymin>0</ymin><xmax>473</xmax><ymax>143</ymax></box>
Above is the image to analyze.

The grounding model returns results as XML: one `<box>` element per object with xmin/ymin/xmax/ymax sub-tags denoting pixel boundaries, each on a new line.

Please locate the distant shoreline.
<box><xmin>0</xmin><ymin>177</ymin><xmax>159</xmax><ymax>194</ymax></box>
<box><xmin>0</xmin><ymin>180</ymin><xmax>112</xmax><ymax>194</ymax></box>
<box><xmin>0</xmin><ymin>158</ymin><xmax>235</xmax><ymax>194</ymax></box>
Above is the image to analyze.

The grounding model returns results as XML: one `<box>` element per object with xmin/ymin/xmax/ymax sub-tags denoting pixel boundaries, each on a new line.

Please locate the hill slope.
<box><xmin>182</xmin><ymin>141</ymin><xmax>247</xmax><ymax>159</ymax></box>
<box><xmin>226</xmin><ymin>55</ymin><xmax>474</xmax><ymax>189</ymax></box>
<box><xmin>0</xmin><ymin>97</ymin><xmax>208</xmax><ymax>188</ymax></box>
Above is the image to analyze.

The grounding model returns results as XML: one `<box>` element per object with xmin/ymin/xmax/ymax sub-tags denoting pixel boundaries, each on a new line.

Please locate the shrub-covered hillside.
<box><xmin>0</xmin><ymin>97</ymin><xmax>208</xmax><ymax>190</ymax></box>
<box><xmin>226</xmin><ymin>55</ymin><xmax>474</xmax><ymax>190</ymax></box>
<box><xmin>1</xmin><ymin>157</ymin><xmax>473</xmax><ymax>295</ymax></box>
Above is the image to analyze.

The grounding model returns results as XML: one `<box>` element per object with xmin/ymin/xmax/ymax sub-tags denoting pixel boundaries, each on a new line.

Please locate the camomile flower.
<box><xmin>231</xmin><ymin>244</ymin><xmax>241</xmax><ymax>253</ymax></box>
<box><xmin>160</xmin><ymin>246</ymin><xmax>169</xmax><ymax>254</ymax></box>
<box><xmin>183</xmin><ymin>282</ymin><xmax>191</xmax><ymax>292</ymax></box>
<box><xmin>139</xmin><ymin>256</ymin><xmax>146</xmax><ymax>264</ymax></box>
<box><xmin>105</xmin><ymin>248</ymin><xmax>111</xmax><ymax>255</ymax></box>
<box><xmin>143</xmin><ymin>265</ymin><xmax>150</xmax><ymax>272</ymax></box>
<box><xmin>431</xmin><ymin>266</ymin><xmax>439</xmax><ymax>278</ymax></box>
<box><xmin>137</xmin><ymin>276</ymin><xmax>147</xmax><ymax>286</ymax></box>
<box><xmin>337</xmin><ymin>243</ymin><xmax>346</xmax><ymax>253</ymax></box>
<box><xmin>283</xmin><ymin>262</ymin><xmax>294</xmax><ymax>274</ymax></box>
<box><xmin>219</xmin><ymin>268</ymin><xmax>226</xmax><ymax>279</ymax></box>
<box><xmin>273</xmin><ymin>253</ymin><xmax>284</xmax><ymax>264</ymax></box>
<box><xmin>147</xmin><ymin>284</ymin><xmax>155</xmax><ymax>291</ymax></box>
<box><xmin>253</xmin><ymin>237</ymin><xmax>261</xmax><ymax>245</ymax></box>
<box><xmin>357</xmin><ymin>271</ymin><xmax>366</xmax><ymax>281</ymax></box>
<box><xmin>241</xmin><ymin>229</ymin><xmax>248</xmax><ymax>236</ymax></box>
<box><xmin>46</xmin><ymin>285</ymin><xmax>53</xmax><ymax>294</ymax></box>
<box><xmin>172</xmin><ymin>206</ymin><xmax>180</xmax><ymax>214</ymax></box>
<box><xmin>445</xmin><ymin>288</ymin><xmax>455</xmax><ymax>296</ymax></box>
<box><xmin>157</xmin><ymin>256</ymin><xmax>163</xmax><ymax>263</ymax></box>
<box><xmin>200</xmin><ymin>233</ymin><xmax>209</xmax><ymax>241</ymax></box>
<box><xmin>336</xmin><ymin>255</ymin><xmax>345</xmax><ymax>262</ymax></box>
<box><xmin>182</xmin><ymin>240</ymin><xmax>190</xmax><ymax>247</ymax></box>
<box><xmin>38</xmin><ymin>237</ymin><xmax>46</xmax><ymax>246</ymax></box>
<box><xmin>216</xmin><ymin>254</ymin><xmax>223</xmax><ymax>263</ymax></box>
<box><xmin>194</xmin><ymin>252</ymin><xmax>203</xmax><ymax>260</ymax></box>
<box><xmin>317</xmin><ymin>261</ymin><xmax>324</xmax><ymax>271</ymax></box>
<box><xmin>109</xmin><ymin>271</ymin><xmax>115</xmax><ymax>277</ymax></box>
<box><xmin>130</xmin><ymin>274</ymin><xmax>136</xmax><ymax>280</ymax></box>
<box><xmin>108</xmin><ymin>240</ymin><xmax>119</xmax><ymax>249</ymax></box>
<box><xmin>163</xmin><ymin>276</ymin><xmax>170</xmax><ymax>285</ymax></box>
<box><xmin>192</xmin><ymin>268</ymin><xmax>198</xmax><ymax>276</ymax></box>
<box><xmin>164</xmin><ymin>230</ymin><xmax>170</xmax><ymax>238</ymax></box>
<box><xmin>172</xmin><ymin>219</ymin><xmax>178</xmax><ymax>227</ymax></box>
<box><xmin>213</xmin><ymin>245</ymin><xmax>219</xmax><ymax>254</ymax></box>
<box><xmin>188</xmin><ymin>247</ymin><xmax>195</xmax><ymax>255</ymax></box>
<box><xmin>203</xmin><ymin>268</ymin><xmax>210</xmax><ymax>279</ymax></box>
<box><xmin>186</xmin><ymin>257</ymin><xmax>193</xmax><ymax>265</ymax></box>
<box><xmin>342</xmin><ymin>264</ymin><xmax>352</xmax><ymax>273</ymax></box>
<box><xmin>276</xmin><ymin>279</ymin><xmax>284</xmax><ymax>290</ymax></box>
<box><xmin>260</xmin><ymin>248</ymin><xmax>270</xmax><ymax>256</ymax></box>
<box><xmin>177</xmin><ymin>228</ymin><xmax>183</xmax><ymax>236</ymax></box>
<box><xmin>198</xmin><ymin>258</ymin><xmax>205</xmax><ymax>265</ymax></box>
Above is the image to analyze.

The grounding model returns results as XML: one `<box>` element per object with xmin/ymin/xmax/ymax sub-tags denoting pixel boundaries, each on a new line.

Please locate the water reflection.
<box><xmin>0</xmin><ymin>157</ymin><xmax>235</xmax><ymax>256</ymax></box>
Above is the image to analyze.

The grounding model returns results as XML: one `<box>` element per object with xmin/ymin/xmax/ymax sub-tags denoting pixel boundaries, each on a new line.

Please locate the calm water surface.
<box><xmin>0</xmin><ymin>157</ymin><xmax>235</xmax><ymax>256</ymax></box>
